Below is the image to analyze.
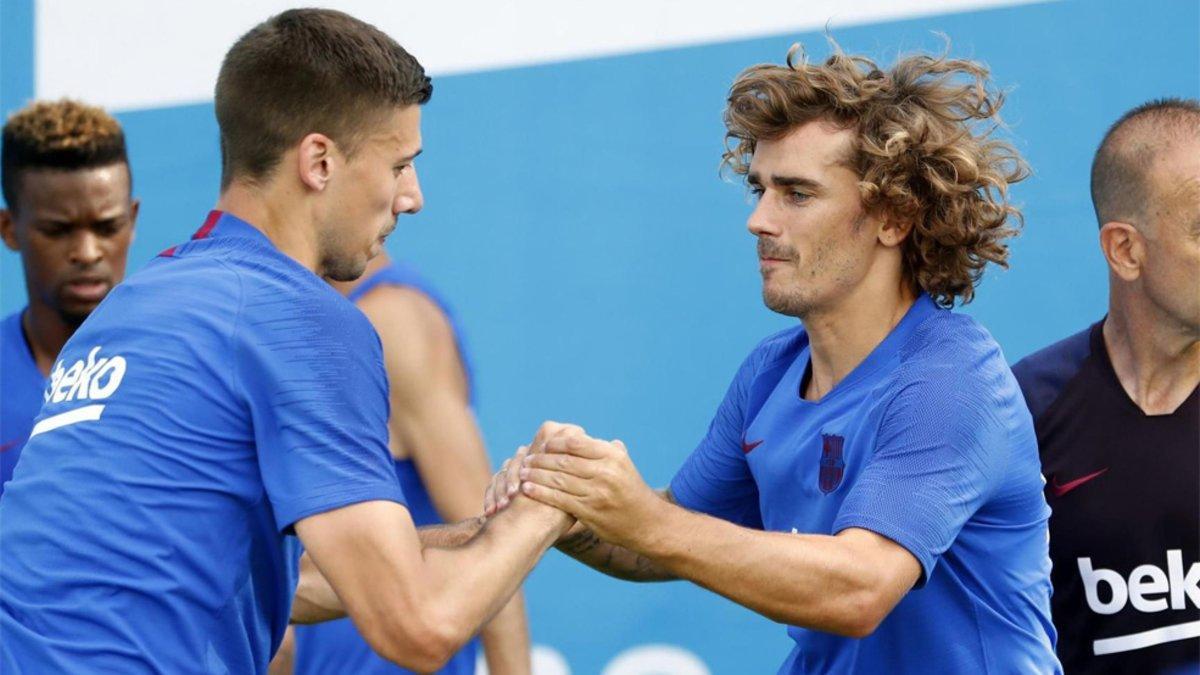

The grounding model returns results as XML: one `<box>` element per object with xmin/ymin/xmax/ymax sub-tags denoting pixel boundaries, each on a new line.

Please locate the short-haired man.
<box><xmin>490</xmin><ymin>46</ymin><xmax>1060</xmax><ymax>673</ymax></box>
<box><xmin>1013</xmin><ymin>98</ymin><xmax>1200</xmax><ymax>674</ymax></box>
<box><xmin>0</xmin><ymin>99</ymin><xmax>138</xmax><ymax>495</ymax></box>
<box><xmin>0</xmin><ymin>9</ymin><xmax>568</xmax><ymax>673</ymax></box>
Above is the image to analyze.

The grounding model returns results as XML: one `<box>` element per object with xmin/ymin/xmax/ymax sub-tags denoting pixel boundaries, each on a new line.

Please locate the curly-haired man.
<box><xmin>0</xmin><ymin>99</ymin><xmax>138</xmax><ymax>496</ymax></box>
<box><xmin>488</xmin><ymin>44</ymin><xmax>1061</xmax><ymax>673</ymax></box>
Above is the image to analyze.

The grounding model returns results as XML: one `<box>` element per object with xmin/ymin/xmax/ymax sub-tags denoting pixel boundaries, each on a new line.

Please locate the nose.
<box><xmin>70</xmin><ymin>230</ymin><xmax>103</xmax><ymax>267</ymax></box>
<box><xmin>394</xmin><ymin>166</ymin><xmax>424</xmax><ymax>215</ymax></box>
<box><xmin>746</xmin><ymin>194</ymin><xmax>780</xmax><ymax>239</ymax></box>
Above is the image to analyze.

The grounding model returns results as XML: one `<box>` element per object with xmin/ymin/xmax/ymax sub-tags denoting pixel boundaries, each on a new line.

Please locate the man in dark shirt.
<box><xmin>1014</xmin><ymin>98</ymin><xmax>1200</xmax><ymax>674</ymax></box>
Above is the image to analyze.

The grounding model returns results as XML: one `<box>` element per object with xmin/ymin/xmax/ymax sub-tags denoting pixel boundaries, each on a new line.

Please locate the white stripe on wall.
<box><xmin>35</xmin><ymin>0</ymin><xmax>1050</xmax><ymax>112</ymax></box>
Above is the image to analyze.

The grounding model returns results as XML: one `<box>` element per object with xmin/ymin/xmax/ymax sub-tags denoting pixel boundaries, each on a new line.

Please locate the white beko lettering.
<box><xmin>1080</xmin><ymin>551</ymin><xmax>1200</xmax><ymax>615</ymax></box>
<box><xmin>33</xmin><ymin>347</ymin><xmax>129</xmax><ymax>438</ymax></box>
<box><xmin>45</xmin><ymin>347</ymin><xmax>127</xmax><ymax>404</ymax></box>
<box><xmin>1080</xmin><ymin>551</ymin><xmax>1200</xmax><ymax>655</ymax></box>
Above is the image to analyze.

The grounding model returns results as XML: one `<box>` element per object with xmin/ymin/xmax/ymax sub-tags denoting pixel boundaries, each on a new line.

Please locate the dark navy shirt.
<box><xmin>1014</xmin><ymin>321</ymin><xmax>1200</xmax><ymax>674</ymax></box>
<box><xmin>671</xmin><ymin>294</ymin><xmax>1060</xmax><ymax>674</ymax></box>
<box><xmin>0</xmin><ymin>211</ymin><xmax>405</xmax><ymax>673</ymax></box>
<box><xmin>293</xmin><ymin>262</ymin><xmax>478</xmax><ymax>675</ymax></box>
<box><xmin>0</xmin><ymin>309</ymin><xmax>44</xmax><ymax>495</ymax></box>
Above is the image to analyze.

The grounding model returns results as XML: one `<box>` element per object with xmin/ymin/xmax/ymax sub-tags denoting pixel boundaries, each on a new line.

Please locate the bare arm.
<box><xmin>521</xmin><ymin>435</ymin><xmax>922</xmax><ymax>637</ymax></box>
<box><xmin>290</xmin><ymin>518</ymin><xmax>486</xmax><ymax>625</ymax></box>
<box><xmin>296</xmin><ymin>492</ymin><xmax>569</xmax><ymax>673</ymax></box>
<box><xmin>356</xmin><ymin>286</ymin><xmax>531</xmax><ymax>675</ymax></box>
<box><xmin>554</xmin><ymin>493</ymin><xmax>676</xmax><ymax>582</ymax></box>
<box><xmin>486</xmin><ymin>449</ymin><xmax>677</xmax><ymax>583</ymax></box>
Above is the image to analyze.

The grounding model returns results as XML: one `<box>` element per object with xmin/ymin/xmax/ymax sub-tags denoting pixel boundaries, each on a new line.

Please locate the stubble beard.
<box><xmin>762</xmin><ymin>277</ymin><xmax>814</xmax><ymax>319</ymax></box>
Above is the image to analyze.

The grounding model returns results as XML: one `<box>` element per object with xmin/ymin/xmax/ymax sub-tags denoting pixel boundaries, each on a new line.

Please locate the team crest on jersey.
<box><xmin>819</xmin><ymin>434</ymin><xmax>845</xmax><ymax>494</ymax></box>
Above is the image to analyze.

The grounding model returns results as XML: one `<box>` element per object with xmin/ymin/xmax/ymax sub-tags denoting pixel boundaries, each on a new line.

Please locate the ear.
<box><xmin>128</xmin><ymin>198</ymin><xmax>141</xmax><ymax>243</ymax></box>
<box><xmin>296</xmin><ymin>133</ymin><xmax>337</xmax><ymax>192</ymax></box>
<box><xmin>878</xmin><ymin>215</ymin><xmax>914</xmax><ymax>248</ymax></box>
<box><xmin>1099</xmin><ymin>221</ymin><xmax>1143</xmax><ymax>282</ymax></box>
<box><xmin>0</xmin><ymin>209</ymin><xmax>19</xmax><ymax>252</ymax></box>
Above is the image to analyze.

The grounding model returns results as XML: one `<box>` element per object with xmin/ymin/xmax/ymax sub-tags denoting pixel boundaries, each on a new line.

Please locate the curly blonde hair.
<box><xmin>2</xmin><ymin>99</ymin><xmax>128</xmax><ymax>210</ymax></box>
<box><xmin>723</xmin><ymin>42</ymin><xmax>1029</xmax><ymax>307</ymax></box>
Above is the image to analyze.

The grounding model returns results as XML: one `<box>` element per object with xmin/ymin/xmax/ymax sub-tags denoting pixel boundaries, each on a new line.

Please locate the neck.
<box><xmin>802</xmin><ymin>274</ymin><xmax>918</xmax><ymax>401</ymax></box>
<box><xmin>329</xmin><ymin>253</ymin><xmax>391</xmax><ymax>296</ymax></box>
<box><xmin>1103</xmin><ymin>286</ymin><xmax>1200</xmax><ymax>415</ymax></box>
<box><xmin>22</xmin><ymin>302</ymin><xmax>76</xmax><ymax>376</ymax></box>
<box><xmin>215</xmin><ymin>181</ymin><xmax>321</xmax><ymax>274</ymax></box>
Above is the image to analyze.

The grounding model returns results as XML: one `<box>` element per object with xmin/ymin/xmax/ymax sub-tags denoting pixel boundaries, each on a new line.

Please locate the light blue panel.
<box><xmin>0</xmin><ymin>0</ymin><xmax>35</xmax><ymax>312</ymax></box>
<box><xmin>1</xmin><ymin>0</ymin><xmax>1197</xmax><ymax>672</ymax></box>
<box><xmin>0</xmin><ymin>0</ymin><xmax>34</xmax><ymax>131</ymax></box>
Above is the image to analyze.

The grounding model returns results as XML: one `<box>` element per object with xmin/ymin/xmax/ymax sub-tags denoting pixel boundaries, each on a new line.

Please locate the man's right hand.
<box><xmin>484</xmin><ymin>421</ymin><xmax>586</xmax><ymax>518</ymax></box>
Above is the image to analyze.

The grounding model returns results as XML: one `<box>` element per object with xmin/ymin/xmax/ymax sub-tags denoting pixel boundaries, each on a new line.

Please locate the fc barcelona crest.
<box><xmin>819</xmin><ymin>434</ymin><xmax>845</xmax><ymax>494</ymax></box>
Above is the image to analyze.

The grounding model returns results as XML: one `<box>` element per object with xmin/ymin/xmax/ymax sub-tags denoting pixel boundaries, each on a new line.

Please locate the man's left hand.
<box><xmin>518</xmin><ymin>433</ymin><xmax>664</xmax><ymax>549</ymax></box>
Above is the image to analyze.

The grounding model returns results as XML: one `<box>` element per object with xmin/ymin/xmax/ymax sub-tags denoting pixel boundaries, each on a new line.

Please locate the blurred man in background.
<box><xmin>278</xmin><ymin>254</ymin><xmax>532</xmax><ymax>674</ymax></box>
<box><xmin>492</xmin><ymin>45</ymin><xmax>1060</xmax><ymax>673</ymax></box>
<box><xmin>1014</xmin><ymin>98</ymin><xmax>1200</xmax><ymax>674</ymax></box>
<box><xmin>0</xmin><ymin>99</ymin><xmax>138</xmax><ymax>495</ymax></box>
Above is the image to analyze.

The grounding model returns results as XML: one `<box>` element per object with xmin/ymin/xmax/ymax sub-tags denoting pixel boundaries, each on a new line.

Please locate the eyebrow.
<box><xmin>398</xmin><ymin>148</ymin><xmax>423</xmax><ymax>163</ymax></box>
<box><xmin>746</xmin><ymin>172</ymin><xmax>823</xmax><ymax>191</ymax></box>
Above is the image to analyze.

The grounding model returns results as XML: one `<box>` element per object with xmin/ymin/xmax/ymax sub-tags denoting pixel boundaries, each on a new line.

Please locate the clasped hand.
<box><xmin>483</xmin><ymin>422</ymin><xmax>662</xmax><ymax>549</ymax></box>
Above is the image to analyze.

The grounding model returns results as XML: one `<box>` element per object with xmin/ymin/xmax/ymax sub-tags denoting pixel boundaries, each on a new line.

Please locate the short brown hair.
<box><xmin>723</xmin><ymin>42</ymin><xmax>1029</xmax><ymax>307</ymax></box>
<box><xmin>215</xmin><ymin>8</ymin><xmax>432</xmax><ymax>189</ymax></box>
<box><xmin>2</xmin><ymin>99</ymin><xmax>128</xmax><ymax>211</ymax></box>
<box><xmin>1090</xmin><ymin>98</ymin><xmax>1200</xmax><ymax>227</ymax></box>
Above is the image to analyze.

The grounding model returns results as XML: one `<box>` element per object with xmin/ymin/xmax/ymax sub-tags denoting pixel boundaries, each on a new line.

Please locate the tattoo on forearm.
<box><xmin>558</xmin><ymin>529</ymin><xmax>670</xmax><ymax>582</ymax></box>
<box><xmin>559</xmin><ymin>529</ymin><xmax>604</xmax><ymax>556</ymax></box>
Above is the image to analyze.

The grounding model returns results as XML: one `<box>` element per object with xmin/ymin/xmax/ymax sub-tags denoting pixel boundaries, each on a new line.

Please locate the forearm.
<box><xmin>479</xmin><ymin>590</ymin><xmax>531</xmax><ymax>675</ymax></box>
<box><xmin>291</xmin><ymin>519</ymin><xmax>488</xmax><ymax>624</ymax></box>
<box><xmin>418</xmin><ymin>498</ymin><xmax>571</xmax><ymax>651</ymax></box>
<box><xmin>556</xmin><ymin>524</ymin><xmax>675</xmax><ymax>582</ymax></box>
<box><xmin>634</xmin><ymin>503</ymin><xmax>904</xmax><ymax>636</ymax></box>
<box><xmin>420</xmin><ymin>515</ymin><xmax>487</xmax><ymax>548</ymax></box>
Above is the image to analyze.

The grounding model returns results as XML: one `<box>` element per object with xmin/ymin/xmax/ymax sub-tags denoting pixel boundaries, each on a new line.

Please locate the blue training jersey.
<box><xmin>0</xmin><ymin>309</ymin><xmax>45</xmax><ymax>495</ymax></box>
<box><xmin>670</xmin><ymin>294</ymin><xmax>1060</xmax><ymax>674</ymax></box>
<box><xmin>0</xmin><ymin>211</ymin><xmax>405</xmax><ymax>674</ymax></box>
<box><xmin>294</xmin><ymin>262</ymin><xmax>478</xmax><ymax>675</ymax></box>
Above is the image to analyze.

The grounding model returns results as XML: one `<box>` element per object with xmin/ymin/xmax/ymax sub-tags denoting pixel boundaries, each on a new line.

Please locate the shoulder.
<box><xmin>884</xmin><ymin>310</ymin><xmax>1025</xmax><ymax>427</ymax></box>
<box><xmin>356</xmin><ymin>284</ymin><xmax>455</xmax><ymax>352</ymax></box>
<box><xmin>177</xmin><ymin>250</ymin><xmax>383</xmax><ymax>368</ymax></box>
<box><xmin>896</xmin><ymin>310</ymin><xmax>1007</xmax><ymax>387</ymax></box>
<box><xmin>1011</xmin><ymin>324</ymin><xmax>1096</xmax><ymax>421</ymax></box>
<box><xmin>353</xmin><ymin>285</ymin><xmax>460</xmax><ymax>393</ymax></box>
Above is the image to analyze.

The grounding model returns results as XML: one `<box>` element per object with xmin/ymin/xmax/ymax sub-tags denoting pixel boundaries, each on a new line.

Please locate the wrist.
<box><xmin>509</xmin><ymin>493</ymin><xmax>573</xmax><ymax>532</ymax></box>
<box><xmin>624</xmin><ymin>491</ymin><xmax>675</xmax><ymax>554</ymax></box>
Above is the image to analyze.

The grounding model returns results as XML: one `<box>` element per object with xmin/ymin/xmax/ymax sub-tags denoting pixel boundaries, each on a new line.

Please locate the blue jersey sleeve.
<box><xmin>235</xmin><ymin>280</ymin><xmax>405</xmax><ymax>532</ymax></box>
<box><xmin>670</xmin><ymin>351</ymin><xmax>763</xmax><ymax>529</ymax></box>
<box><xmin>832</xmin><ymin>366</ymin><xmax>1008</xmax><ymax>586</ymax></box>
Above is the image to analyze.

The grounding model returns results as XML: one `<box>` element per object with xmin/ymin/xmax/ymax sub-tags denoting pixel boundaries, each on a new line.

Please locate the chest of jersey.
<box><xmin>1037</xmin><ymin>351</ymin><xmax>1200</xmax><ymax>669</ymax></box>
<box><xmin>743</xmin><ymin>347</ymin><xmax>890</xmax><ymax>534</ymax></box>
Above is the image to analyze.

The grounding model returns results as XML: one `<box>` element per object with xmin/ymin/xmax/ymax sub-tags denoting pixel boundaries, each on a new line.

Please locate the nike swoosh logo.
<box><xmin>1051</xmin><ymin>468</ymin><xmax>1108</xmax><ymax>497</ymax></box>
<box><xmin>741</xmin><ymin>439</ymin><xmax>763</xmax><ymax>454</ymax></box>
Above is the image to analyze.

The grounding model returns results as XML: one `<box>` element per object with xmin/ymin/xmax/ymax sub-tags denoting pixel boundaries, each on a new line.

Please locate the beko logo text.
<box><xmin>1080</xmin><ymin>550</ymin><xmax>1200</xmax><ymax>614</ymax></box>
<box><xmin>45</xmin><ymin>346</ymin><xmax>128</xmax><ymax>403</ymax></box>
<box><xmin>29</xmin><ymin>347</ymin><xmax>128</xmax><ymax>439</ymax></box>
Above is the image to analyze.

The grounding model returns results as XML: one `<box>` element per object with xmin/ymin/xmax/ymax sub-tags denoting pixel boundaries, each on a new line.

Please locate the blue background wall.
<box><xmin>2</xmin><ymin>0</ymin><xmax>1198</xmax><ymax>672</ymax></box>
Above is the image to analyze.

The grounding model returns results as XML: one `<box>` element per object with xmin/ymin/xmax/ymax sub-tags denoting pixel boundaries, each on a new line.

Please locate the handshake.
<box><xmin>481</xmin><ymin>422</ymin><xmax>669</xmax><ymax>551</ymax></box>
